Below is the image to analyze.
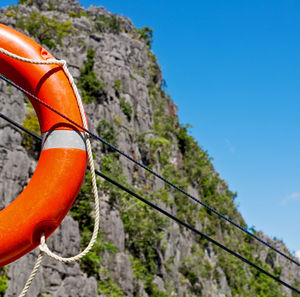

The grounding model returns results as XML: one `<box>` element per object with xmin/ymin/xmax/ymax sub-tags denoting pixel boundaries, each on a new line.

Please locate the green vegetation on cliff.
<box><xmin>95</xmin><ymin>14</ymin><xmax>121</xmax><ymax>34</ymax></box>
<box><xmin>16</xmin><ymin>9</ymin><xmax>74</xmax><ymax>49</ymax></box>
<box><xmin>0</xmin><ymin>267</ymin><xmax>7</xmax><ymax>297</ymax></box>
<box><xmin>78</xmin><ymin>49</ymin><xmax>105</xmax><ymax>104</ymax></box>
<box><xmin>22</xmin><ymin>104</ymin><xmax>41</xmax><ymax>156</ymax></box>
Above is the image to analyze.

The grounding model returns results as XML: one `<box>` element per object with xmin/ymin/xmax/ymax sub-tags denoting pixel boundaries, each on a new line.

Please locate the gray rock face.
<box><xmin>0</xmin><ymin>81</ymin><xmax>29</xmax><ymax>210</ymax></box>
<box><xmin>0</xmin><ymin>0</ymin><xmax>299</xmax><ymax>296</ymax></box>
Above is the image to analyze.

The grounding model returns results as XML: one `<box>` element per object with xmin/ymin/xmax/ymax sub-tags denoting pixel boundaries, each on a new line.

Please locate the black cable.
<box><xmin>0</xmin><ymin>112</ymin><xmax>41</xmax><ymax>140</ymax></box>
<box><xmin>1</xmin><ymin>111</ymin><xmax>300</xmax><ymax>295</ymax></box>
<box><xmin>1</xmin><ymin>74</ymin><xmax>299</xmax><ymax>268</ymax></box>
<box><xmin>89</xmin><ymin>169</ymin><xmax>300</xmax><ymax>295</ymax></box>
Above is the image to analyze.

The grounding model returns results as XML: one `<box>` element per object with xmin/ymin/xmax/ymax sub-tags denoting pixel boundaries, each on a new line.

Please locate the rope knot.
<box><xmin>39</xmin><ymin>235</ymin><xmax>47</xmax><ymax>252</ymax></box>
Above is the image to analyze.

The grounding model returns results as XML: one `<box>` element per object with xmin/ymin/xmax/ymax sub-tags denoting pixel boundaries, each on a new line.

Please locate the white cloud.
<box><xmin>295</xmin><ymin>250</ymin><xmax>300</xmax><ymax>261</ymax></box>
<box><xmin>282</xmin><ymin>192</ymin><xmax>300</xmax><ymax>205</ymax></box>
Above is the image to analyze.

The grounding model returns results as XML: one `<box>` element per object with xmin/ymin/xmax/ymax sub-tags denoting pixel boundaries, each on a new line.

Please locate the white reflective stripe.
<box><xmin>42</xmin><ymin>130</ymin><xmax>86</xmax><ymax>151</ymax></box>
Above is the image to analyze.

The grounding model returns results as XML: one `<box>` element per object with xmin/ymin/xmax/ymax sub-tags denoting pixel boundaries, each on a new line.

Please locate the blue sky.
<box><xmin>2</xmin><ymin>1</ymin><xmax>300</xmax><ymax>257</ymax></box>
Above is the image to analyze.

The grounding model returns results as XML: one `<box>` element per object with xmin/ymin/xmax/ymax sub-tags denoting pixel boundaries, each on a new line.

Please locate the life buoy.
<box><xmin>0</xmin><ymin>24</ymin><xmax>87</xmax><ymax>267</ymax></box>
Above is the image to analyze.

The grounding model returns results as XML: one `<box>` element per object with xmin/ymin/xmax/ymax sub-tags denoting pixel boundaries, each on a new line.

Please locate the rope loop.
<box><xmin>0</xmin><ymin>47</ymin><xmax>100</xmax><ymax>296</ymax></box>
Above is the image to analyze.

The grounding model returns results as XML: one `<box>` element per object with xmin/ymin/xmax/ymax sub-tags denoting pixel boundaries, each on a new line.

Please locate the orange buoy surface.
<box><xmin>0</xmin><ymin>24</ymin><xmax>87</xmax><ymax>267</ymax></box>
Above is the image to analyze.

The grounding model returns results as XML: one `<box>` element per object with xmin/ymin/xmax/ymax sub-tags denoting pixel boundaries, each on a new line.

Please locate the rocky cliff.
<box><xmin>0</xmin><ymin>1</ymin><xmax>299</xmax><ymax>296</ymax></box>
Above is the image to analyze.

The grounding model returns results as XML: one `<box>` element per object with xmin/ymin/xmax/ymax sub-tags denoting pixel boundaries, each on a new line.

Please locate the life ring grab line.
<box><xmin>0</xmin><ymin>46</ymin><xmax>89</xmax><ymax>130</ymax></box>
<box><xmin>0</xmin><ymin>46</ymin><xmax>100</xmax><ymax>261</ymax></box>
<box><xmin>0</xmin><ymin>24</ymin><xmax>100</xmax><ymax>296</ymax></box>
<box><xmin>0</xmin><ymin>32</ymin><xmax>85</xmax><ymax>134</ymax></box>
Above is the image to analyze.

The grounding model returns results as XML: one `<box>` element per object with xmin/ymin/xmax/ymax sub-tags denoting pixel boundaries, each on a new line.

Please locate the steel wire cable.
<box><xmin>0</xmin><ymin>73</ymin><xmax>299</xmax><ymax>268</ymax></box>
<box><xmin>94</xmin><ymin>169</ymin><xmax>300</xmax><ymax>295</ymax></box>
<box><xmin>1</xmin><ymin>114</ymin><xmax>299</xmax><ymax>295</ymax></box>
<box><xmin>0</xmin><ymin>112</ymin><xmax>41</xmax><ymax>140</ymax></box>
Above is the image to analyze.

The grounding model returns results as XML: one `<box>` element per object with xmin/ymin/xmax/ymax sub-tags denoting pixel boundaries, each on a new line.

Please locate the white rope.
<box><xmin>0</xmin><ymin>47</ymin><xmax>65</xmax><ymax>65</ymax></box>
<box><xmin>18</xmin><ymin>252</ymin><xmax>44</xmax><ymax>297</ymax></box>
<box><xmin>0</xmin><ymin>47</ymin><xmax>100</xmax><ymax>292</ymax></box>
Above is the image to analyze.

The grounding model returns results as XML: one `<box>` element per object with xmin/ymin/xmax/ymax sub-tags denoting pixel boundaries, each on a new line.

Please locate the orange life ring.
<box><xmin>0</xmin><ymin>24</ymin><xmax>87</xmax><ymax>267</ymax></box>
